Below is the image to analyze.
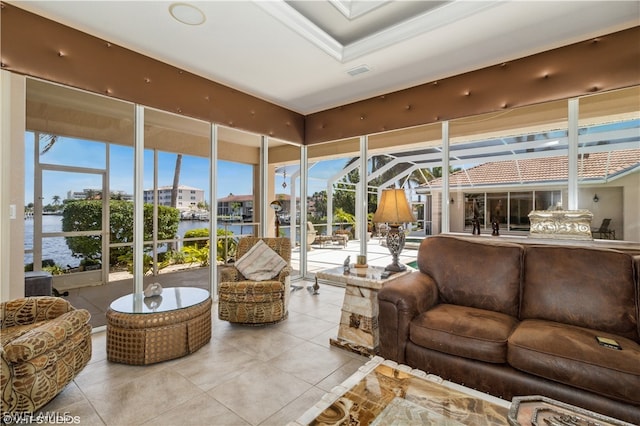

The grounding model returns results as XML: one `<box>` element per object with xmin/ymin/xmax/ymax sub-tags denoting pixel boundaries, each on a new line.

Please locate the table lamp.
<box><xmin>373</xmin><ymin>189</ymin><xmax>416</xmax><ymax>272</ymax></box>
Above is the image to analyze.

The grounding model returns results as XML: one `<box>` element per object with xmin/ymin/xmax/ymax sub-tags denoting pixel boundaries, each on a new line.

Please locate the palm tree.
<box><xmin>168</xmin><ymin>154</ymin><xmax>183</xmax><ymax>252</ymax></box>
<box><xmin>39</xmin><ymin>134</ymin><xmax>58</xmax><ymax>155</ymax></box>
<box><xmin>52</xmin><ymin>195</ymin><xmax>61</xmax><ymax>206</ymax></box>
<box><xmin>170</xmin><ymin>154</ymin><xmax>183</xmax><ymax>208</ymax></box>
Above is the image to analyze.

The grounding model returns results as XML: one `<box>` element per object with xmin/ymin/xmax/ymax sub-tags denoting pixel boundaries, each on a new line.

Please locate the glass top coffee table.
<box><xmin>110</xmin><ymin>286</ymin><xmax>210</xmax><ymax>314</ymax></box>
<box><xmin>107</xmin><ymin>286</ymin><xmax>212</xmax><ymax>365</ymax></box>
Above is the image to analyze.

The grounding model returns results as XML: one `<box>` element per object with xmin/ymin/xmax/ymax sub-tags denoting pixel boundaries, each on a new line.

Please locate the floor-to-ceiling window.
<box><xmin>25</xmin><ymin>78</ymin><xmax>135</xmax><ymax>299</ymax></box>
<box><xmin>140</xmin><ymin>108</ymin><xmax>211</xmax><ymax>284</ymax></box>
<box><xmin>305</xmin><ymin>138</ymin><xmax>363</xmax><ymax>273</ymax></box>
<box><xmin>447</xmin><ymin>100</ymin><xmax>570</xmax><ymax>234</ymax></box>
<box><xmin>368</xmin><ymin>123</ymin><xmax>443</xmax><ymax>237</ymax></box>
<box><xmin>269</xmin><ymin>139</ymin><xmax>304</xmax><ymax>276</ymax></box>
<box><xmin>577</xmin><ymin>87</ymin><xmax>640</xmax><ymax>242</ymax></box>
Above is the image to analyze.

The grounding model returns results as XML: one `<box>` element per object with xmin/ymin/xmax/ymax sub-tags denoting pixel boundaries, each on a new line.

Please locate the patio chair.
<box><xmin>218</xmin><ymin>237</ymin><xmax>291</xmax><ymax>325</ymax></box>
<box><xmin>1</xmin><ymin>297</ymin><xmax>92</xmax><ymax>412</ymax></box>
<box><xmin>591</xmin><ymin>218</ymin><xmax>615</xmax><ymax>239</ymax></box>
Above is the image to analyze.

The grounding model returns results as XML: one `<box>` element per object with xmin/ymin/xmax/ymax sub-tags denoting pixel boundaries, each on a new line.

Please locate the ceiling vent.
<box><xmin>347</xmin><ymin>65</ymin><xmax>371</xmax><ymax>77</ymax></box>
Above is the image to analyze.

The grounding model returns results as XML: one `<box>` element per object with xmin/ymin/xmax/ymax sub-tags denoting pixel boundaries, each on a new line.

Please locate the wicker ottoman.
<box><xmin>107</xmin><ymin>287</ymin><xmax>212</xmax><ymax>365</ymax></box>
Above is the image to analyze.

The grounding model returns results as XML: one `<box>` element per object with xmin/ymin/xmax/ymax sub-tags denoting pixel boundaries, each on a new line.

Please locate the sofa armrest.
<box><xmin>378</xmin><ymin>272</ymin><xmax>439</xmax><ymax>363</ymax></box>
<box><xmin>3</xmin><ymin>309</ymin><xmax>91</xmax><ymax>363</ymax></box>
<box><xmin>1</xmin><ymin>297</ymin><xmax>73</xmax><ymax>328</ymax></box>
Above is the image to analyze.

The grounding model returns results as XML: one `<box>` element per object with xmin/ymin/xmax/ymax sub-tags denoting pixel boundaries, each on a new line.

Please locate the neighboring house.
<box><xmin>217</xmin><ymin>194</ymin><xmax>254</xmax><ymax>220</ymax></box>
<box><xmin>418</xmin><ymin>149</ymin><xmax>640</xmax><ymax>240</ymax></box>
<box><xmin>143</xmin><ymin>185</ymin><xmax>205</xmax><ymax>210</ymax></box>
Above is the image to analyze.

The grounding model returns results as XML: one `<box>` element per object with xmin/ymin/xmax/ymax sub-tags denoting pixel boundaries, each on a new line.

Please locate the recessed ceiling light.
<box><xmin>169</xmin><ymin>3</ymin><xmax>206</xmax><ymax>26</ymax></box>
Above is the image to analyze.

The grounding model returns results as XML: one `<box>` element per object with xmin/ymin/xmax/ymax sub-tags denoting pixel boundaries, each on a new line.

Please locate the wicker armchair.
<box><xmin>218</xmin><ymin>237</ymin><xmax>291</xmax><ymax>325</ymax></box>
<box><xmin>1</xmin><ymin>297</ymin><xmax>92</xmax><ymax>413</ymax></box>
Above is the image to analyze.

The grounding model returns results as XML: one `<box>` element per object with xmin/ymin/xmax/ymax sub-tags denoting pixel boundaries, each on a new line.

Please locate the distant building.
<box><xmin>217</xmin><ymin>194</ymin><xmax>253</xmax><ymax>220</ymax></box>
<box><xmin>143</xmin><ymin>185</ymin><xmax>205</xmax><ymax>210</ymax></box>
<box><xmin>66</xmin><ymin>188</ymin><xmax>132</xmax><ymax>201</ymax></box>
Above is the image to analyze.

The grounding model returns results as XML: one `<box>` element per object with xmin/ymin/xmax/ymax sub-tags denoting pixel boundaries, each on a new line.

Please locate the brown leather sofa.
<box><xmin>378</xmin><ymin>235</ymin><xmax>640</xmax><ymax>423</ymax></box>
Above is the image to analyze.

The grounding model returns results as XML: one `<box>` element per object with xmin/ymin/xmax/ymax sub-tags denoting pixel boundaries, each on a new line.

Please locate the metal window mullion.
<box><xmin>210</xmin><ymin>124</ymin><xmax>218</xmax><ymax>300</ymax></box>
<box><xmin>442</xmin><ymin>121</ymin><xmax>450</xmax><ymax>233</ymax></box>
<box><xmin>103</xmin><ymin>145</ymin><xmax>110</xmax><ymax>285</ymax></box>
<box><xmin>260</xmin><ymin>136</ymin><xmax>269</xmax><ymax>238</ymax></box>
<box><xmin>359</xmin><ymin>136</ymin><xmax>368</xmax><ymax>256</ymax></box>
<box><xmin>152</xmin><ymin>150</ymin><xmax>158</xmax><ymax>276</ymax></box>
<box><xmin>34</xmin><ymin>131</ymin><xmax>43</xmax><ymax>270</ymax></box>
<box><xmin>568</xmin><ymin>98</ymin><xmax>579</xmax><ymax>210</ymax></box>
<box><xmin>300</xmin><ymin>145</ymin><xmax>308</xmax><ymax>277</ymax></box>
<box><xmin>133</xmin><ymin>105</ymin><xmax>144</xmax><ymax>294</ymax></box>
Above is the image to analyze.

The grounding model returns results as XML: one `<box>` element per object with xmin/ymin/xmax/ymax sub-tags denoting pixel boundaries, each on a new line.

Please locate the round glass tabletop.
<box><xmin>109</xmin><ymin>287</ymin><xmax>210</xmax><ymax>314</ymax></box>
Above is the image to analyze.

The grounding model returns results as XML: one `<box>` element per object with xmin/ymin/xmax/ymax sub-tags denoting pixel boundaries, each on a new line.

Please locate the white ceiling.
<box><xmin>10</xmin><ymin>1</ymin><xmax>640</xmax><ymax>115</ymax></box>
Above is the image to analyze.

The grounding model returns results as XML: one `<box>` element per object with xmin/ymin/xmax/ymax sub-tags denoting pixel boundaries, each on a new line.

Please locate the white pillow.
<box><xmin>235</xmin><ymin>240</ymin><xmax>287</xmax><ymax>281</ymax></box>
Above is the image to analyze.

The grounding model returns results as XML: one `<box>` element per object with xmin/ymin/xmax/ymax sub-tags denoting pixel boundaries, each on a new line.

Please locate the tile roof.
<box><xmin>423</xmin><ymin>149</ymin><xmax>640</xmax><ymax>189</ymax></box>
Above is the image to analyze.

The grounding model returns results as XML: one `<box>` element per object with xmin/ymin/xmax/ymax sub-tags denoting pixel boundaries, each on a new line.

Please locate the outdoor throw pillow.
<box><xmin>235</xmin><ymin>240</ymin><xmax>287</xmax><ymax>281</ymax></box>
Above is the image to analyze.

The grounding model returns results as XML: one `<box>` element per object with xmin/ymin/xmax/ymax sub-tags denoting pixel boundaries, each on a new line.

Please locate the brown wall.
<box><xmin>306</xmin><ymin>26</ymin><xmax>640</xmax><ymax>144</ymax></box>
<box><xmin>0</xmin><ymin>3</ymin><xmax>305</xmax><ymax>144</ymax></box>
<box><xmin>1</xmin><ymin>3</ymin><xmax>639</xmax><ymax>146</ymax></box>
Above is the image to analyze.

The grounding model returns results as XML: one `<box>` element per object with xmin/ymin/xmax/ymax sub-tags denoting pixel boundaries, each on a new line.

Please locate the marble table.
<box><xmin>289</xmin><ymin>356</ymin><xmax>510</xmax><ymax>426</ymax></box>
<box><xmin>316</xmin><ymin>265</ymin><xmax>412</xmax><ymax>356</ymax></box>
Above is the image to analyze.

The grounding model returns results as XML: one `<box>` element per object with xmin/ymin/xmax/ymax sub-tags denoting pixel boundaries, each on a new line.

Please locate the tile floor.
<box><xmin>38</xmin><ymin>281</ymin><xmax>369</xmax><ymax>426</ymax></box>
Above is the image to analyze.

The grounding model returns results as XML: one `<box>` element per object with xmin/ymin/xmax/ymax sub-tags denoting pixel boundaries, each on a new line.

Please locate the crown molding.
<box><xmin>254</xmin><ymin>0</ymin><xmax>501</xmax><ymax>63</ymax></box>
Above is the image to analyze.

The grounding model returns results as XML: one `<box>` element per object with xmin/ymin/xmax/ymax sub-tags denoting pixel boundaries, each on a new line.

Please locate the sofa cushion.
<box><xmin>218</xmin><ymin>281</ymin><xmax>284</xmax><ymax>303</ymax></box>
<box><xmin>521</xmin><ymin>246</ymin><xmax>638</xmax><ymax>341</ymax></box>
<box><xmin>417</xmin><ymin>236</ymin><xmax>523</xmax><ymax>317</ymax></box>
<box><xmin>234</xmin><ymin>239</ymin><xmax>287</xmax><ymax>281</ymax></box>
<box><xmin>410</xmin><ymin>304</ymin><xmax>520</xmax><ymax>363</ymax></box>
<box><xmin>508</xmin><ymin>319</ymin><xmax>640</xmax><ymax>405</ymax></box>
<box><xmin>0</xmin><ymin>321</ymin><xmax>47</xmax><ymax>346</ymax></box>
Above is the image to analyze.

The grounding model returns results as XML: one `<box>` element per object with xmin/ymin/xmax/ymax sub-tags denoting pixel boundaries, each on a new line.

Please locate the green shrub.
<box><xmin>183</xmin><ymin>243</ymin><xmax>210</xmax><ymax>267</ymax></box>
<box><xmin>183</xmin><ymin>228</ymin><xmax>209</xmax><ymax>248</ymax></box>
<box><xmin>181</xmin><ymin>228</ymin><xmax>237</xmax><ymax>263</ymax></box>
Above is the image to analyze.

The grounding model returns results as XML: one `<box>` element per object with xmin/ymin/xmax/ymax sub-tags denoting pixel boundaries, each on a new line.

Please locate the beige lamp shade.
<box><xmin>373</xmin><ymin>189</ymin><xmax>416</xmax><ymax>225</ymax></box>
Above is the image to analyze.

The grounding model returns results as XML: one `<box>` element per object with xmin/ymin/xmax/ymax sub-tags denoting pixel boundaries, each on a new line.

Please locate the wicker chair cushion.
<box><xmin>234</xmin><ymin>239</ymin><xmax>287</xmax><ymax>281</ymax></box>
<box><xmin>218</xmin><ymin>281</ymin><xmax>284</xmax><ymax>303</ymax></box>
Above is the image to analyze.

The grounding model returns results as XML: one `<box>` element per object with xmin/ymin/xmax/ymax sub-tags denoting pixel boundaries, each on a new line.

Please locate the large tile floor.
<box><xmin>39</xmin><ymin>281</ymin><xmax>369</xmax><ymax>426</ymax></box>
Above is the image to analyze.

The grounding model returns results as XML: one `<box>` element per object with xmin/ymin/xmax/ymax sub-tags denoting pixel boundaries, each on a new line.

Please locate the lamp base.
<box><xmin>385</xmin><ymin>224</ymin><xmax>407</xmax><ymax>273</ymax></box>
<box><xmin>385</xmin><ymin>262</ymin><xmax>406</xmax><ymax>272</ymax></box>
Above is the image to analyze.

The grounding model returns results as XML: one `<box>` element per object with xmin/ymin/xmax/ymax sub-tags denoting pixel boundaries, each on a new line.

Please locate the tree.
<box><xmin>39</xmin><ymin>134</ymin><xmax>58</xmax><ymax>155</ymax></box>
<box><xmin>169</xmin><ymin>153</ymin><xmax>183</xmax><ymax>251</ymax></box>
<box><xmin>62</xmin><ymin>200</ymin><xmax>179</xmax><ymax>265</ymax></box>
<box><xmin>230</xmin><ymin>202</ymin><xmax>241</xmax><ymax>217</ymax></box>
<box><xmin>170</xmin><ymin>154</ymin><xmax>183</xmax><ymax>208</ymax></box>
<box><xmin>52</xmin><ymin>195</ymin><xmax>61</xmax><ymax>206</ymax></box>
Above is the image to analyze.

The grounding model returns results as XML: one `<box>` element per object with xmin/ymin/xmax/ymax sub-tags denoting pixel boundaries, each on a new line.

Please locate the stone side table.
<box><xmin>316</xmin><ymin>265</ymin><xmax>412</xmax><ymax>356</ymax></box>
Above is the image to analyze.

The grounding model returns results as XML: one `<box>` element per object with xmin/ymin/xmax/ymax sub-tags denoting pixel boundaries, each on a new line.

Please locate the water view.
<box><xmin>24</xmin><ymin>215</ymin><xmax>276</xmax><ymax>269</ymax></box>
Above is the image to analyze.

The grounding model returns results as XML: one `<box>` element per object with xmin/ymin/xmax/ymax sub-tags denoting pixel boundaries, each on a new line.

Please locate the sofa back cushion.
<box><xmin>521</xmin><ymin>246</ymin><xmax>638</xmax><ymax>341</ymax></box>
<box><xmin>417</xmin><ymin>236</ymin><xmax>523</xmax><ymax>317</ymax></box>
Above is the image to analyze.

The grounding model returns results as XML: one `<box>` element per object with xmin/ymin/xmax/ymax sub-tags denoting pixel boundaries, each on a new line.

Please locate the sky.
<box><xmin>25</xmin><ymin>132</ymin><xmax>347</xmax><ymax>206</ymax></box>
